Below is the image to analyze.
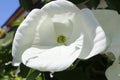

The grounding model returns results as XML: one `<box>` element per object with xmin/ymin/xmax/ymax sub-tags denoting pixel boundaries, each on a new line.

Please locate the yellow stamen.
<box><xmin>57</xmin><ymin>35</ymin><xmax>66</xmax><ymax>44</ymax></box>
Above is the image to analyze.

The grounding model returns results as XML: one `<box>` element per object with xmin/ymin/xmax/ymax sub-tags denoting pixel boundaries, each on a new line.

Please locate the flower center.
<box><xmin>57</xmin><ymin>35</ymin><xmax>67</xmax><ymax>44</ymax></box>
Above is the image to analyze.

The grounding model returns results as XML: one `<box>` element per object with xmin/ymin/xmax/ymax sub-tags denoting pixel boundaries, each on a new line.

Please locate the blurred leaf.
<box><xmin>0</xmin><ymin>64</ymin><xmax>5</xmax><ymax>76</ymax></box>
<box><xmin>26</xmin><ymin>70</ymin><xmax>41</xmax><ymax>80</ymax></box>
<box><xmin>86</xmin><ymin>0</ymin><xmax>100</xmax><ymax>9</ymax></box>
<box><xmin>11</xmin><ymin>77</ymin><xmax>26</xmax><ymax>80</ymax></box>
<box><xmin>0</xmin><ymin>75</ymin><xmax>10</xmax><ymax>80</ymax></box>
<box><xmin>12</xmin><ymin>17</ymin><xmax>24</xmax><ymax>27</ymax></box>
<box><xmin>19</xmin><ymin>0</ymin><xmax>34</xmax><ymax>11</ymax></box>
<box><xmin>45</xmin><ymin>0</ymin><xmax>51</xmax><ymax>3</ymax></box>
<box><xmin>18</xmin><ymin>64</ymin><xmax>30</xmax><ymax>78</ymax></box>
<box><xmin>35</xmin><ymin>75</ymin><xmax>42</xmax><ymax>80</ymax></box>
<box><xmin>0</xmin><ymin>31</ymin><xmax>14</xmax><ymax>47</ymax></box>
<box><xmin>18</xmin><ymin>64</ymin><xmax>41</xmax><ymax>80</ymax></box>
<box><xmin>69</xmin><ymin>0</ymin><xmax>88</xmax><ymax>4</ymax></box>
<box><xmin>105</xmin><ymin>0</ymin><xmax>120</xmax><ymax>13</ymax></box>
<box><xmin>0</xmin><ymin>28</ymin><xmax>7</xmax><ymax>39</ymax></box>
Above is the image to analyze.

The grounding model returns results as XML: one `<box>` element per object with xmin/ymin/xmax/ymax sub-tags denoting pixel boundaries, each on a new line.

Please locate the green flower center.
<box><xmin>57</xmin><ymin>35</ymin><xmax>67</xmax><ymax>44</ymax></box>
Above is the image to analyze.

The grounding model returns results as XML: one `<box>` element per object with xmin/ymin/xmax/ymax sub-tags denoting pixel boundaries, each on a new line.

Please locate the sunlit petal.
<box><xmin>41</xmin><ymin>0</ymin><xmax>80</xmax><ymax>17</ymax></box>
<box><xmin>12</xmin><ymin>9</ymin><xmax>48</xmax><ymax>66</ymax></box>
<box><xmin>22</xmin><ymin>38</ymin><xmax>83</xmax><ymax>72</ymax></box>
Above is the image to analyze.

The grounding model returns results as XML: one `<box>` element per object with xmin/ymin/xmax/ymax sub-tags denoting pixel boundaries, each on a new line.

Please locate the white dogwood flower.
<box><xmin>92</xmin><ymin>10</ymin><xmax>120</xmax><ymax>80</ymax></box>
<box><xmin>12</xmin><ymin>0</ymin><xmax>106</xmax><ymax>72</ymax></box>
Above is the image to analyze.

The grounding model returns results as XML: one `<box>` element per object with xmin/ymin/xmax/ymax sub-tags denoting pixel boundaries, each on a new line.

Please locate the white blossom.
<box><xmin>12</xmin><ymin>0</ymin><xmax>106</xmax><ymax>72</ymax></box>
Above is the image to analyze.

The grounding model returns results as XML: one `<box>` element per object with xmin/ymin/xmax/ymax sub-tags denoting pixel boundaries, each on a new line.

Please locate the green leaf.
<box><xmin>35</xmin><ymin>75</ymin><xmax>42</xmax><ymax>80</ymax></box>
<box><xmin>69</xmin><ymin>0</ymin><xmax>88</xmax><ymax>4</ymax></box>
<box><xmin>11</xmin><ymin>77</ymin><xmax>26</xmax><ymax>80</ymax></box>
<box><xmin>86</xmin><ymin>0</ymin><xmax>100</xmax><ymax>9</ymax></box>
<box><xmin>0</xmin><ymin>76</ymin><xmax>10</xmax><ymax>80</ymax></box>
<box><xmin>18</xmin><ymin>64</ymin><xmax>30</xmax><ymax>78</ymax></box>
<box><xmin>105</xmin><ymin>0</ymin><xmax>120</xmax><ymax>14</ymax></box>
<box><xmin>45</xmin><ymin>0</ymin><xmax>51</xmax><ymax>3</ymax></box>
<box><xmin>12</xmin><ymin>17</ymin><xmax>24</xmax><ymax>27</ymax></box>
<box><xmin>0</xmin><ymin>64</ymin><xmax>5</xmax><ymax>76</ymax></box>
<box><xmin>0</xmin><ymin>28</ymin><xmax>6</xmax><ymax>39</ymax></box>
<box><xmin>19</xmin><ymin>0</ymin><xmax>34</xmax><ymax>11</ymax></box>
<box><xmin>0</xmin><ymin>31</ymin><xmax>14</xmax><ymax>47</ymax></box>
<box><xmin>26</xmin><ymin>70</ymin><xmax>41</xmax><ymax>80</ymax></box>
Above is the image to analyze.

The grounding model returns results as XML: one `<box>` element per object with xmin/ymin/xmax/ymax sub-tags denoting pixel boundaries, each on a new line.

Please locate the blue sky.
<box><xmin>0</xmin><ymin>0</ymin><xmax>20</xmax><ymax>27</ymax></box>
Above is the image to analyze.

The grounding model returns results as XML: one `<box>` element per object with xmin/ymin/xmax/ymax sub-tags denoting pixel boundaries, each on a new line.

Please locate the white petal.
<box><xmin>92</xmin><ymin>9</ymin><xmax>120</xmax><ymax>46</ymax></box>
<box><xmin>41</xmin><ymin>0</ymin><xmax>80</xmax><ymax>17</ymax></box>
<box><xmin>105</xmin><ymin>44</ymin><xmax>120</xmax><ymax>80</ymax></box>
<box><xmin>76</xmin><ymin>9</ymin><xmax>107</xmax><ymax>59</ymax></box>
<box><xmin>12</xmin><ymin>9</ymin><xmax>49</xmax><ymax>66</ymax></box>
<box><xmin>92</xmin><ymin>10</ymin><xmax>120</xmax><ymax>80</ymax></box>
<box><xmin>93</xmin><ymin>9</ymin><xmax>120</xmax><ymax>59</ymax></box>
<box><xmin>51</xmin><ymin>12</ymin><xmax>74</xmax><ymax>39</ymax></box>
<box><xmin>105</xmin><ymin>63</ymin><xmax>120</xmax><ymax>80</ymax></box>
<box><xmin>32</xmin><ymin>12</ymin><xmax>56</xmax><ymax>46</ymax></box>
<box><xmin>22</xmin><ymin>44</ymin><xmax>83</xmax><ymax>72</ymax></box>
<box><xmin>92</xmin><ymin>9</ymin><xmax>120</xmax><ymax>60</ymax></box>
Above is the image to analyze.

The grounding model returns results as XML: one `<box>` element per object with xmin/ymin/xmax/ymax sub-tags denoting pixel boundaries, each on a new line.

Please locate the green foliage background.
<box><xmin>0</xmin><ymin>0</ymin><xmax>119</xmax><ymax>80</ymax></box>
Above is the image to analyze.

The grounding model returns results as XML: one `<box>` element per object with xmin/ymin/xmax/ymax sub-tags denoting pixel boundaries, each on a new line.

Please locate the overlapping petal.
<box><xmin>92</xmin><ymin>10</ymin><xmax>120</xmax><ymax>80</ymax></box>
<box><xmin>77</xmin><ymin>9</ymin><xmax>106</xmax><ymax>59</ymax></box>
